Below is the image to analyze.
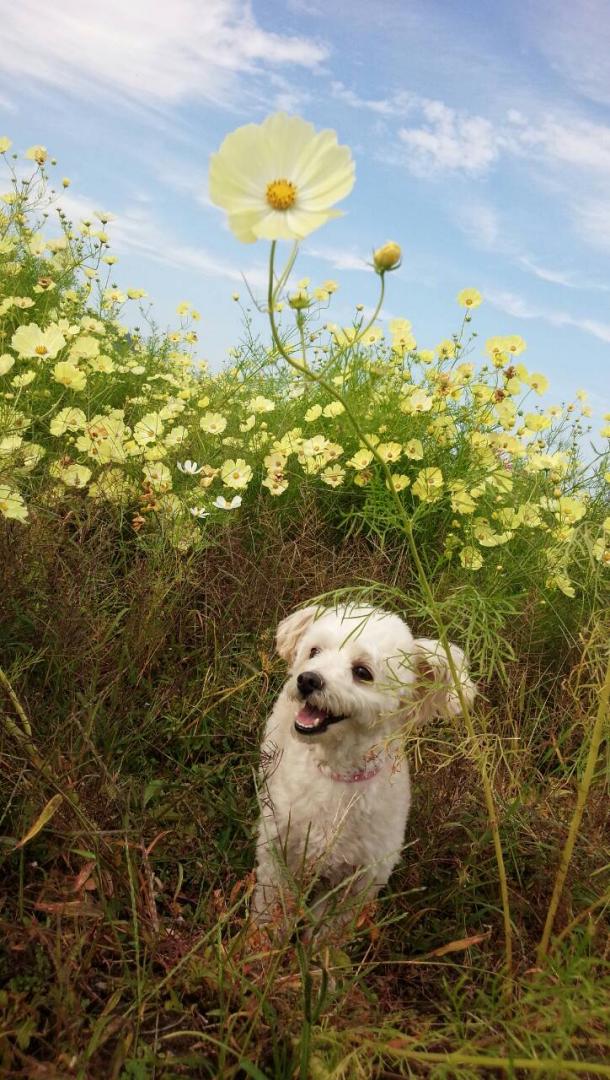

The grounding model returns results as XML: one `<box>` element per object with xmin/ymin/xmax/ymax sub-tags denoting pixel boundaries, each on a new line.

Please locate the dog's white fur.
<box><xmin>253</xmin><ymin>604</ymin><xmax>475</xmax><ymax>932</ymax></box>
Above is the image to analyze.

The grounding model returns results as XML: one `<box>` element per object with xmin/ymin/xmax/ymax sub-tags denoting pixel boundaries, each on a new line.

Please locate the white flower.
<box><xmin>209</xmin><ymin>113</ymin><xmax>355</xmax><ymax>243</ymax></box>
<box><xmin>213</xmin><ymin>495</ymin><xmax>242</xmax><ymax>510</ymax></box>
<box><xmin>177</xmin><ymin>459</ymin><xmax>204</xmax><ymax>475</ymax></box>
<box><xmin>189</xmin><ymin>506</ymin><xmax>210</xmax><ymax>518</ymax></box>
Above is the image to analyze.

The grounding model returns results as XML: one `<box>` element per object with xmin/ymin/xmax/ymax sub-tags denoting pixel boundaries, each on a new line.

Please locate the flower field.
<box><xmin>1</xmin><ymin>126</ymin><xmax>609</xmax><ymax>1078</ymax></box>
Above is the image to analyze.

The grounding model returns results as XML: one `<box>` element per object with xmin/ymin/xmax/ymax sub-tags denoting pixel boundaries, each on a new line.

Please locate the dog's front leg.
<box><xmin>252</xmin><ymin>846</ymin><xmax>284</xmax><ymax>922</ymax></box>
<box><xmin>304</xmin><ymin>866</ymin><xmax>382</xmax><ymax>942</ymax></box>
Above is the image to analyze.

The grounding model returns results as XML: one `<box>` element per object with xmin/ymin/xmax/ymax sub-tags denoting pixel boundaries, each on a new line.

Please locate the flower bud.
<box><xmin>373</xmin><ymin>241</ymin><xmax>402</xmax><ymax>274</ymax></box>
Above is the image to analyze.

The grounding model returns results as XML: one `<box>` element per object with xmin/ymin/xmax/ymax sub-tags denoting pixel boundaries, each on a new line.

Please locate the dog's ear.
<box><xmin>276</xmin><ymin>606</ymin><xmax>319</xmax><ymax>665</ymax></box>
<box><xmin>410</xmin><ymin>637</ymin><xmax>476</xmax><ymax>721</ymax></box>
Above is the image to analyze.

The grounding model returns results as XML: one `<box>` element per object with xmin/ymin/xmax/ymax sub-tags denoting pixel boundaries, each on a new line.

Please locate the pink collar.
<box><xmin>319</xmin><ymin>761</ymin><xmax>382</xmax><ymax>784</ymax></box>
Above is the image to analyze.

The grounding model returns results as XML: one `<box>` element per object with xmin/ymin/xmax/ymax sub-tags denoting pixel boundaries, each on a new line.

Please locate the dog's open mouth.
<box><xmin>294</xmin><ymin>703</ymin><xmax>347</xmax><ymax>735</ymax></box>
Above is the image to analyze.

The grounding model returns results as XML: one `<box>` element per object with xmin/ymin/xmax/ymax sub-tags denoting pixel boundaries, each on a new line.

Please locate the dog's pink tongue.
<box><xmin>296</xmin><ymin>705</ymin><xmax>326</xmax><ymax>728</ymax></box>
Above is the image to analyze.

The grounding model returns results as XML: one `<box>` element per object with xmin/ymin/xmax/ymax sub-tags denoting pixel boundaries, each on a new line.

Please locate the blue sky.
<box><xmin>1</xmin><ymin>0</ymin><xmax>608</xmax><ymax>417</ymax></box>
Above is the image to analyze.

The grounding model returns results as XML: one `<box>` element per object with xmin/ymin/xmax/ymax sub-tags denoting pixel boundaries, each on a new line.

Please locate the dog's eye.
<box><xmin>353</xmin><ymin>664</ymin><xmax>373</xmax><ymax>682</ymax></box>
<box><xmin>309</xmin><ymin>647</ymin><xmax>321</xmax><ymax>658</ymax></box>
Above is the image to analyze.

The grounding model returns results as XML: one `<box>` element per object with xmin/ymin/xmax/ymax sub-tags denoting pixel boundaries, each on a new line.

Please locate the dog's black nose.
<box><xmin>297</xmin><ymin>670</ymin><xmax>325</xmax><ymax>697</ymax></box>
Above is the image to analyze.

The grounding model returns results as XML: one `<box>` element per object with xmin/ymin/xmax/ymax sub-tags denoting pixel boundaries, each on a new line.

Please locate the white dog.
<box><xmin>253</xmin><ymin>604</ymin><xmax>475</xmax><ymax>935</ymax></box>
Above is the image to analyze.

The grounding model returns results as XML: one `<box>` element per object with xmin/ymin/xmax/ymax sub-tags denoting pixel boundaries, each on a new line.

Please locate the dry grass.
<box><xmin>1</xmin><ymin>502</ymin><xmax>609</xmax><ymax>1079</ymax></box>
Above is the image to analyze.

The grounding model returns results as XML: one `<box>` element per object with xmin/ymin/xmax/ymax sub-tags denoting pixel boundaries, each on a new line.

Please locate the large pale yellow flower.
<box><xmin>209</xmin><ymin>113</ymin><xmax>355</xmax><ymax>243</ymax></box>
<box><xmin>412</xmin><ymin>467</ymin><xmax>444</xmax><ymax>503</ymax></box>
<box><xmin>220</xmin><ymin>458</ymin><xmax>253</xmax><ymax>490</ymax></box>
<box><xmin>12</xmin><ymin>322</ymin><xmax>66</xmax><ymax>360</ymax></box>
<box><xmin>53</xmin><ymin>361</ymin><xmax>87</xmax><ymax>391</ymax></box>
<box><xmin>52</xmin><ymin>362</ymin><xmax>86</xmax><ymax>393</ymax></box>
<box><xmin>200</xmin><ymin>411</ymin><xmax>227</xmax><ymax>434</ymax></box>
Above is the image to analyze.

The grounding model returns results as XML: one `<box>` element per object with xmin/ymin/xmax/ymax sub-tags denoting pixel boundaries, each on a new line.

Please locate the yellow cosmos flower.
<box><xmin>305</xmin><ymin>404</ymin><xmax>323</xmax><ymax>422</ymax></box>
<box><xmin>70</xmin><ymin>335</ymin><xmax>100</xmax><ymax>362</ymax></box>
<box><xmin>88</xmin><ymin>468</ymin><xmax>134</xmax><ymax>505</ymax></box>
<box><xmin>262</xmin><ymin>472</ymin><xmax>289</xmax><ymax>495</ymax></box>
<box><xmin>209</xmin><ymin>112</ymin><xmax>355</xmax><ymax>243</ymax></box>
<box><xmin>387</xmin><ymin>473</ymin><xmax>410</xmax><ymax>492</ymax></box>
<box><xmin>524</xmin><ymin>413</ymin><xmax>551</xmax><ymax>433</ymax></box>
<box><xmin>12</xmin><ymin>322</ymin><xmax>66</xmax><ymax>360</ymax></box>
<box><xmin>200</xmin><ymin>412</ymin><xmax>228</xmax><ymax>434</ymax></box>
<box><xmin>547</xmin><ymin>572</ymin><xmax>576</xmax><ymax>598</ymax></box>
<box><xmin>143</xmin><ymin>462</ymin><xmax>172</xmax><ymax>491</ymax></box>
<box><xmin>540</xmin><ymin>496</ymin><xmax>587</xmax><ymax>525</ymax></box>
<box><xmin>436</xmin><ymin>339</ymin><xmax>456</xmax><ymax>359</ymax></box>
<box><xmin>457</xmin><ymin>288</ymin><xmax>482</xmax><ymax>309</ymax></box>
<box><xmin>459</xmin><ymin>546</ymin><xmax>483</xmax><ymax>570</ymax></box>
<box><xmin>412</xmin><ymin>467</ymin><xmax>443</xmax><ymax>503</ymax></box>
<box><xmin>28</xmin><ymin>233</ymin><xmax>47</xmax><ymax>256</ymax></box>
<box><xmin>505</xmin><ymin>335</ymin><xmax>526</xmax><ymax>356</ymax></box>
<box><xmin>248</xmin><ymin>395</ymin><xmax>275</xmax><ymax>413</ymax></box>
<box><xmin>404</xmin><ymin>438</ymin><xmax>424</xmax><ymax>460</ymax></box>
<box><xmin>53</xmin><ymin>361</ymin><xmax>87</xmax><ymax>391</ymax></box>
<box><xmin>321</xmin><ymin>464</ymin><xmax>345</xmax><ymax>487</ymax></box>
<box><xmin>347</xmin><ymin>449</ymin><xmax>374</xmax><ymax>470</ymax></box>
<box><xmin>49</xmin><ymin>461</ymin><xmax>91</xmax><ymax>488</ymax></box>
<box><xmin>26</xmin><ymin>144</ymin><xmax>47</xmax><ymax>164</ymax></box>
<box><xmin>322</xmin><ymin>401</ymin><xmax>345</xmax><ymax>418</ymax></box>
<box><xmin>134</xmin><ymin>413</ymin><xmax>165</xmax><ymax>446</ymax></box>
<box><xmin>50</xmin><ymin>407</ymin><xmax>87</xmax><ymax>436</ymax></box>
<box><xmin>400</xmin><ymin>388</ymin><xmax>433</xmax><ymax>415</ymax></box>
<box><xmin>220</xmin><ymin>458</ymin><xmax>252</xmax><ymax>489</ymax></box>
<box><xmin>361</xmin><ymin>327</ymin><xmax>384</xmax><ymax>346</ymax></box>
<box><xmin>450</xmin><ymin>489</ymin><xmax>477</xmax><ymax>515</ymax></box>
<box><xmin>376</xmin><ymin>441</ymin><xmax>402</xmax><ymax>463</ymax></box>
<box><xmin>473</xmin><ymin>519</ymin><xmax>513</xmax><ymax>547</ymax></box>
<box><xmin>89</xmin><ymin>354</ymin><xmax>115</xmax><ymax>373</ymax></box>
<box><xmin>527</xmin><ymin>372</ymin><xmax>549</xmax><ymax>395</ymax></box>
<box><xmin>417</xmin><ymin>349</ymin><xmax>435</xmax><ymax>365</ymax></box>
<box><xmin>12</xmin><ymin>370</ymin><xmax>37</xmax><ymax>388</ymax></box>
<box><xmin>0</xmin><ymin>137</ymin><xmax>12</xmax><ymax>154</ymax></box>
<box><xmin>0</xmin><ymin>485</ymin><xmax>28</xmax><ymax>522</ymax></box>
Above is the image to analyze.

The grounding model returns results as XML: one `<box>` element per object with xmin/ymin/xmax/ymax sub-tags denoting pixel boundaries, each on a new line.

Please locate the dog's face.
<box><xmin>276</xmin><ymin>604</ymin><xmax>475</xmax><ymax>741</ymax></box>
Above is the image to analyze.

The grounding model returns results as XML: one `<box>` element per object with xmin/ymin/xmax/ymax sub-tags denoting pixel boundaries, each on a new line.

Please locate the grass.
<box><xmin>1</xmin><ymin>500</ymin><xmax>609</xmax><ymax>1078</ymax></box>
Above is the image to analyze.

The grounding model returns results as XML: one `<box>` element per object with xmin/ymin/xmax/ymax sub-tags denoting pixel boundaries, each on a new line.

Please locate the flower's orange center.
<box><xmin>266</xmin><ymin>178</ymin><xmax>297</xmax><ymax>211</ymax></box>
<box><xmin>35</xmin><ymin>345</ymin><xmax>48</xmax><ymax>355</ymax></box>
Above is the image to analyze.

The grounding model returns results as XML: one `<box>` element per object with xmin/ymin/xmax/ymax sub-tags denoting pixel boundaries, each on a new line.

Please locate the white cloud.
<box><xmin>330</xmin><ymin>81</ymin><xmax>417</xmax><ymax>117</ymax></box>
<box><xmin>506</xmin><ymin>113</ymin><xmax>610</xmax><ymax>175</ymax></box>
<box><xmin>0</xmin><ymin>0</ymin><xmax>328</xmax><ymax>107</ymax></box>
<box><xmin>518</xmin><ymin>255</ymin><xmax>610</xmax><ymax>292</ymax></box>
<box><xmin>486</xmin><ymin>288</ymin><xmax>610</xmax><ymax>344</ymax></box>
<box><xmin>517</xmin><ymin>257</ymin><xmax>576</xmax><ymax>288</ymax></box>
<box><xmin>398</xmin><ymin>100</ymin><xmax>499</xmax><ymax>176</ymax></box>
<box><xmin>304</xmin><ymin>244</ymin><xmax>369</xmax><ymax>271</ymax></box>
<box><xmin>395</xmin><ymin>101</ymin><xmax>610</xmax><ymax>181</ymax></box>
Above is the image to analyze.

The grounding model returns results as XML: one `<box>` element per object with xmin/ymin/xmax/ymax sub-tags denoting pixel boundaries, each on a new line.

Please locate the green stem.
<box><xmin>537</xmin><ymin>649</ymin><xmax>610</xmax><ymax>963</ymax></box>
<box><xmin>266</xmin><ymin>241</ymin><xmax>514</xmax><ymax>984</ymax></box>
